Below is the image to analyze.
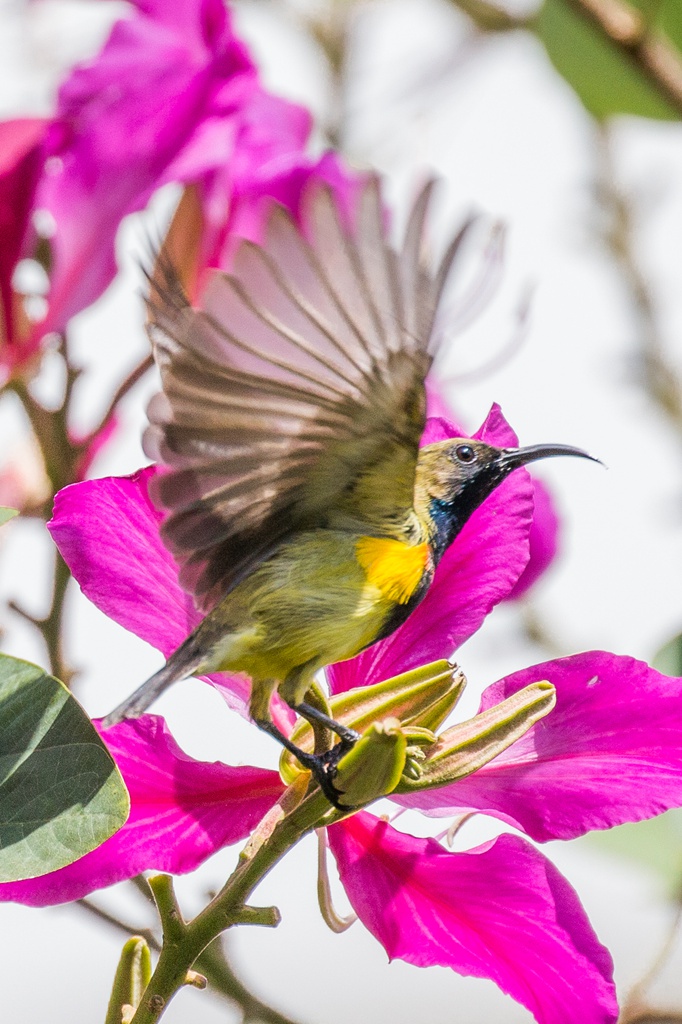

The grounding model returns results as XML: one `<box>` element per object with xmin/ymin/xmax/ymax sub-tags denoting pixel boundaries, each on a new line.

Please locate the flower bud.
<box><xmin>395</xmin><ymin>681</ymin><xmax>556</xmax><ymax>793</ymax></box>
<box><xmin>280</xmin><ymin>660</ymin><xmax>465</xmax><ymax>781</ymax></box>
<box><xmin>105</xmin><ymin>936</ymin><xmax>151</xmax><ymax>1024</ymax></box>
<box><xmin>333</xmin><ymin>718</ymin><xmax>407</xmax><ymax>808</ymax></box>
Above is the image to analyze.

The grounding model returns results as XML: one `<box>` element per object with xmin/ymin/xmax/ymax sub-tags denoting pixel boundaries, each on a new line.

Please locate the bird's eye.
<box><xmin>455</xmin><ymin>444</ymin><xmax>477</xmax><ymax>464</ymax></box>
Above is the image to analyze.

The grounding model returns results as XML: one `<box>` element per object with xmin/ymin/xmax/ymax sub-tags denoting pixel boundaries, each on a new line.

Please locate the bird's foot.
<box><xmin>253</xmin><ymin>715</ymin><xmax>359</xmax><ymax>810</ymax></box>
<box><xmin>295</xmin><ymin>740</ymin><xmax>357</xmax><ymax>811</ymax></box>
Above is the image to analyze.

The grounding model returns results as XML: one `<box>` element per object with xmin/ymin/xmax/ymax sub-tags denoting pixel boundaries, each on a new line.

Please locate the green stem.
<box><xmin>130</xmin><ymin>789</ymin><xmax>343</xmax><ymax>1024</ymax></box>
<box><xmin>77</xmin><ymin>895</ymin><xmax>302</xmax><ymax>1024</ymax></box>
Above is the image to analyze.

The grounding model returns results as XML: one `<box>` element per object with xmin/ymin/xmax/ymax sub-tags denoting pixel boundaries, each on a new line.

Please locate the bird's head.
<box><xmin>415</xmin><ymin>438</ymin><xmax>600</xmax><ymax>559</ymax></box>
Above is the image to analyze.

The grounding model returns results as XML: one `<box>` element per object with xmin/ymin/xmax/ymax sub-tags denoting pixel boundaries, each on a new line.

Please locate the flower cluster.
<box><xmin>0</xmin><ymin>0</ymin><xmax>361</xmax><ymax>381</ymax></box>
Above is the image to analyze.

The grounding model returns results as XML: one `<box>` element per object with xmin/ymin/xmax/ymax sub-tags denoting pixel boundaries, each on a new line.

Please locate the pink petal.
<box><xmin>505</xmin><ymin>477</ymin><xmax>560</xmax><ymax>600</ymax></box>
<box><xmin>329</xmin><ymin>813</ymin><xmax>617</xmax><ymax>1024</ymax></box>
<box><xmin>48</xmin><ymin>468</ymin><xmax>293</xmax><ymax>730</ymax></box>
<box><xmin>32</xmin><ymin>0</ymin><xmax>309</xmax><ymax>338</ymax></box>
<box><xmin>328</xmin><ymin>405</ymin><xmax>533</xmax><ymax>692</ymax></box>
<box><xmin>49</xmin><ymin>467</ymin><xmax>198</xmax><ymax>656</ymax></box>
<box><xmin>0</xmin><ymin>118</ymin><xmax>47</xmax><ymax>357</ymax></box>
<box><xmin>0</xmin><ymin>715</ymin><xmax>284</xmax><ymax>906</ymax></box>
<box><xmin>398</xmin><ymin>652</ymin><xmax>682</xmax><ymax>841</ymax></box>
<box><xmin>208</xmin><ymin>150</ymin><xmax>366</xmax><ymax>274</ymax></box>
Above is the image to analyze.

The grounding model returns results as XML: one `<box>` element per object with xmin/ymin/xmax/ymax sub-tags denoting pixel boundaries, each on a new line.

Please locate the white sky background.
<box><xmin>1</xmin><ymin>0</ymin><xmax>682</xmax><ymax>1020</ymax></box>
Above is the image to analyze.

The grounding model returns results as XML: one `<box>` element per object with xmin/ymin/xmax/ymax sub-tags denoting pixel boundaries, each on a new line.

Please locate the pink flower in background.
<box><xmin>4</xmin><ymin>404</ymin><xmax>682</xmax><ymax>1022</ymax></box>
<box><xmin>506</xmin><ymin>475</ymin><xmax>560</xmax><ymax>599</ymax></box>
<box><xmin>0</xmin><ymin>441</ymin><xmax>50</xmax><ymax>513</ymax></box>
<box><xmin>0</xmin><ymin>0</ymin><xmax>311</xmax><ymax>373</ymax></box>
<box><xmin>0</xmin><ymin>119</ymin><xmax>48</xmax><ymax>356</ymax></box>
<box><xmin>203</xmin><ymin>149</ymin><xmax>368</xmax><ymax>275</ymax></box>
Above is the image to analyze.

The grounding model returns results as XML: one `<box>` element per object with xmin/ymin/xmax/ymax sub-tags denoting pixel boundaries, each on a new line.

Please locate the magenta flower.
<box><xmin>506</xmin><ymin>476</ymin><xmax>560</xmax><ymax>599</ymax></box>
<box><xmin>202</xmin><ymin>149</ymin><xmax>368</xmax><ymax>276</ymax></box>
<box><xmin>0</xmin><ymin>0</ymin><xmax>310</xmax><ymax>370</ymax></box>
<box><xmin>4</xmin><ymin>406</ymin><xmax>682</xmax><ymax>1022</ymax></box>
<box><xmin>0</xmin><ymin>118</ymin><xmax>48</xmax><ymax>357</ymax></box>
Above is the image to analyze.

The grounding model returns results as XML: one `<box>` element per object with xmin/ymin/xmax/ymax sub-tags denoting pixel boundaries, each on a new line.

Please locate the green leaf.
<box><xmin>535</xmin><ymin>0</ymin><xmax>680</xmax><ymax>121</ymax></box>
<box><xmin>0</xmin><ymin>654</ymin><xmax>129</xmax><ymax>882</ymax></box>
<box><xmin>0</xmin><ymin>508</ymin><xmax>18</xmax><ymax>527</ymax></box>
<box><xmin>653</xmin><ymin>631</ymin><xmax>682</xmax><ymax>677</ymax></box>
<box><xmin>631</xmin><ymin>0</ymin><xmax>682</xmax><ymax>54</ymax></box>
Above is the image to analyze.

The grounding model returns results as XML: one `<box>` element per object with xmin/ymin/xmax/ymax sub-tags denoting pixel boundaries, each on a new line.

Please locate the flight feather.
<box><xmin>144</xmin><ymin>175</ymin><xmax>466</xmax><ymax>610</ymax></box>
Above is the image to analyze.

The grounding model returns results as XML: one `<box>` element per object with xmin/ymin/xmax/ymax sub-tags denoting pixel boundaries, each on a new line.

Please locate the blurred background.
<box><xmin>2</xmin><ymin>0</ymin><xmax>682</xmax><ymax>1020</ymax></box>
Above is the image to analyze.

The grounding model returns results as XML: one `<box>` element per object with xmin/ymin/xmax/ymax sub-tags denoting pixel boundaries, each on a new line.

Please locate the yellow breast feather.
<box><xmin>355</xmin><ymin>537</ymin><xmax>430</xmax><ymax>605</ymax></box>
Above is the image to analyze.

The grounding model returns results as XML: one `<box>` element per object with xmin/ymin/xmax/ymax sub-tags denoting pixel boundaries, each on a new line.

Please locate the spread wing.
<box><xmin>144</xmin><ymin>175</ymin><xmax>467</xmax><ymax>610</ymax></box>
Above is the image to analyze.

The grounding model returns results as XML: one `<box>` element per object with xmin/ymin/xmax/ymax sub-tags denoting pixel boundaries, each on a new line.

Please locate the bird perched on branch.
<box><xmin>103</xmin><ymin>175</ymin><xmax>596</xmax><ymax>805</ymax></box>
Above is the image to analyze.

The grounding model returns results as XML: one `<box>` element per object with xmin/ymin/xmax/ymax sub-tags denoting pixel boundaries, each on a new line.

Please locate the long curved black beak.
<box><xmin>498</xmin><ymin>443</ymin><xmax>603</xmax><ymax>471</ymax></box>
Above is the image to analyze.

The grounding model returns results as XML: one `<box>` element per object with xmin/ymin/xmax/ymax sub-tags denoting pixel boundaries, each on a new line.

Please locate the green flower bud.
<box><xmin>395</xmin><ymin>681</ymin><xmax>556</xmax><ymax>793</ymax></box>
<box><xmin>333</xmin><ymin>718</ymin><xmax>407</xmax><ymax>808</ymax></box>
<box><xmin>281</xmin><ymin>660</ymin><xmax>465</xmax><ymax>780</ymax></box>
<box><xmin>105</xmin><ymin>936</ymin><xmax>151</xmax><ymax>1024</ymax></box>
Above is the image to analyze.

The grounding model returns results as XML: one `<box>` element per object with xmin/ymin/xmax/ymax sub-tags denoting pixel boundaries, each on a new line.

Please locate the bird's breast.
<box><xmin>355</xmin><ymin>536</ymin><xmax>432</xmax><ymax>606</ymax></box>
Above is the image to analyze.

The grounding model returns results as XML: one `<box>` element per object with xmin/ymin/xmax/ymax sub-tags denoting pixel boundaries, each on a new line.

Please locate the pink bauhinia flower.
<box><xmin>0</xmin><ymin>118</ymin><xmax>48</xmax><ymax>352</ymax></box>
<box><xmin>3</xmin><ymin>407</ymin><xmax>682</xmax><ymax>1023</ymax></box>
<box><xmin>0</xmin><ymin>0</ymin><xmax>312</xmax><ymax>376</ymax></box>
<box><xmin>504</xmin><ymin>475</ymin><xmax>560</xmax><ymax>599</ymax></box>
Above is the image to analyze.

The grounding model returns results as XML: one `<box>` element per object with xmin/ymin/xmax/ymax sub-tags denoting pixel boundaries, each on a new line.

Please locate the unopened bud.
<box><xmin>281</xmin><ymin>660</ymin><xmax>465</xmax><ymax>780</ymax></box>
<box><xmin>105</xmin><ymin>936</ymin><xmax>151</xmax><ymax>1024</ymax></box>
<box><xmin>334</xmin><ymin>718</ymin><xmax>407</xmax><ymax>808</ymax></box>
<box><xmin>395</xmin><ymin>681</ymin><xmax>556</xmax><ymax>793</ymax></box>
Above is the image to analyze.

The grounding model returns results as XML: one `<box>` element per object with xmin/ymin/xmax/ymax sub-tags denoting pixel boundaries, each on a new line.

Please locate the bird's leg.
<box><xmin>253</xmin><ymin>716</ymin><xmax>348</xmax><ymax>809</ymax></box>
<box><xmin>273</xmin><ymin>667</ymin><xmax>360</xmax><ymax>808</ymax></box>
<box><xmin>284</xmin><ymin>668</ymin><xmax>360</xmax><ymax>755</ymax></box>
<box><xmin>294</xmin><ymin>701</ymin><xmax>359</xmax><ymax>751</ymax></box>
<box><xmin>250</xmin><ymin>674</ymin><xmax>351</xmax><ymax>809</ymax></box>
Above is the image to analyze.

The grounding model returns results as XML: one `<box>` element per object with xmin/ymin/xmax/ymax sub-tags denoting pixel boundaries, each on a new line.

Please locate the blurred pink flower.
<box><xmin>0</xmin><ymin>119</ymin><xmax>48</xmax><ymax>353</ymax></box>
<box><xmin>6</xmin><ymin>405</ymin><xmax>682</xmax><ymax>1021</ymax></box>
<box><xmin>202</xmin><ymin>149</ymin><xmax>368</xmax><ymax>275</ymax></box>
<box><xmin>0</xmin><ymin>438</ymin><xmax>50</xmax><ymax>512</ymax></box>
<box><xmin>0</xmin><ymin>0</ymin><xmax>311</xmax><ymax>375</ymax></box>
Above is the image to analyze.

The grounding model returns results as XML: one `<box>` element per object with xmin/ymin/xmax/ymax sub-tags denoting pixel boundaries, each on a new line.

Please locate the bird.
<box><xmin>103</xmin><ymin>174</ymin><xmax>597</xmax><ymax>806</ymax></box>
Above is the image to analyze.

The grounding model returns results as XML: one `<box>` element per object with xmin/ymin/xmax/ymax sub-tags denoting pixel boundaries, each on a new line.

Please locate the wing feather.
<box><xmin>146</xmin><ymin>175</ymin><xmax>468</xmax><ymax>608</ymax></box>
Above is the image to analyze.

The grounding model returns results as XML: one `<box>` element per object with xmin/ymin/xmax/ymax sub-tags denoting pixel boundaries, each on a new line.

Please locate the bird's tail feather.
<box><xmin>101</xmin><ymin>638</ymin><xmax>205</xmax><ymax>729</ymax></box>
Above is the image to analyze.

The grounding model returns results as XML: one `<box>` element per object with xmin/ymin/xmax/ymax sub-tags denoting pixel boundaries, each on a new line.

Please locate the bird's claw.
<box><xmin>297</xmin><ymin>739</ymin><xmax>357</xmax><ymax>811</ymax></box>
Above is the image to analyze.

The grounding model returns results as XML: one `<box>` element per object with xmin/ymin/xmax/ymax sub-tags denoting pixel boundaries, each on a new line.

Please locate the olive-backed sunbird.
<box><xmin>103</xmin><ymin>175</ymin><xmax>596</xmax><ymax>804</ymax></box>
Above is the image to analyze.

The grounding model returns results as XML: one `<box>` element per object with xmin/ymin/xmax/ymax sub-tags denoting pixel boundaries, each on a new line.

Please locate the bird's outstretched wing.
<box><xmin>144</xmin><ymin>175</ymin><xmax>466</xmax><ymax>610</ymax></box>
